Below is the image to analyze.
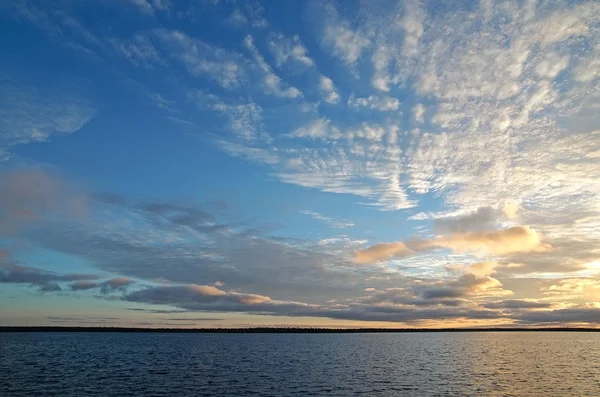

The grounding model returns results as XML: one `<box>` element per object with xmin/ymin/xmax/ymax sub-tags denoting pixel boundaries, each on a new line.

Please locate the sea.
<box><xmin>1</xmin><ymin>332</ymin><xmax>599</xmax><ymax>396</ymax></box>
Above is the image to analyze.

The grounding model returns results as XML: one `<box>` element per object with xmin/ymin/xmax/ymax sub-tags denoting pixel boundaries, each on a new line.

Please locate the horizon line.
<box><xmin>2</xmin><ymin>326</ymin><xmax>599</xmax><ymax>333</ymax></box>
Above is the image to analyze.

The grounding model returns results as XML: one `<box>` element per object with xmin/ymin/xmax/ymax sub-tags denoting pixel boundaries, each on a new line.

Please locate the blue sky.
<box><xmin>1</xmin><ymin>0</ymin><xmax>600</xmax><ymax>328</ymax></box>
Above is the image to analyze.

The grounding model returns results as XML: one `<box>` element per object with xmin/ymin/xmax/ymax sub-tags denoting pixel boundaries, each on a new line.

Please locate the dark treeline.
<box><xmin>1</xmin><ymin>326</ymin><xmax>599</xmax><ymax>333</ymax></box>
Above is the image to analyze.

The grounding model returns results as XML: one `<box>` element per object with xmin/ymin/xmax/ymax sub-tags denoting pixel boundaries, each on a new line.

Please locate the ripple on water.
<box><xmin>1</xmin><ymin>332</ymin><xmax>600</xmax><ymax>396</ymax></box>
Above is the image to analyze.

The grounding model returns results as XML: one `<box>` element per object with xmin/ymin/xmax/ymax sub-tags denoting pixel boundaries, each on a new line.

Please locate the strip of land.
<box><xmin>1</xmin><ymin>326</ymin><xmax>598</xmax><ymax>333</ymax></box>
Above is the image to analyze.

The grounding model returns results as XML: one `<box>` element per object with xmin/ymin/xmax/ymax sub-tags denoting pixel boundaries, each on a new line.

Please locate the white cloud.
<box><xmin>156</xmin><ymin>29</ymin><xmax>246</xmax><ymax>89</ymax></box>
<box><xmin>268</xmin><ymin>33</ymin><xmax>314</xmax><ymax>68</ymax></box>
<box><xmin>535</xmin><ymin>52</ymin><xmax>570</xmax><ymax>78</ymax></box>
<box><xmin>371</xmin><ymin>45</ymin><xmax>391</xmax><ymax>92</ymax></box>
<box><xmin>574</xmin><ymin>44</ymin><xmax>600</xmax><ymax>82</ymax></box>
<box><xmin>244</xmin><ymin>35</ymin><xmax>302</xmax><ymax>98</ymax></box>
<box><xmin>347</xmin><ymin>95</ymin><xmax>400</xmax><ymax>111</ymax></box>
<box><xmin>398</xmin><ymin>0</ymin><xmax>425</xmax><ymax>57</ymax></box>
<box><xmin>319</xmin><ymin>76</ymin><xmax>340</xmax><ymax>104</ymax></box>
<box><xmin>110</xmin><ymin>34</ymin><xmax>163</xmax><ymax>69</ymax></box>
<box><xmin>212</xmin><ymin>102</ymin><xmax>263</xmax><ymax>141</ymax></box>
<box><xmin>323</xmin><ymin>24</ymin><xmax>370</xmax><ymax>65</ymax></box>
<box><xmin>320</xmin><ymin>6</ymin><xmax>370</xmax><ymax>66</ymax></box>
<box><xmin>300</xmin><ymin>210</ymin><xmax>354</xmax><ymax>229</ymax></box>
<box><xmin>129</xmin><ymin>0</ymin><xmax>169</xmax><ymax>14</ymax></box>
<box><xmin>412</xmin><ymin>103</ymin><xmax>425</xmax><ymax>123</ymax></box>
<box><xmin>192</xmin><ymin>91</ymin><xmax>264</xmax><ymax>141</ymax></box>
<box><xmin>217</xmin><ymin>141</ymin><xmax>278</xmax><ymax>165</ymax></box>
<box><xmin>148</xmin><ymin>92</ymin><xmax>176</xmax><ymax>113</ymax></box>
<box><xmin>0</xmin><ymin>79</ymin><xmax>95</xmax><ymax>158</ymax></box>
<box><xmin>291</xmin><ymin>119</ymin><xmax>334</xmax><ymax>139</ymax></box>
<box><xmin>227</xmin><ymin>8</ymin><xmax>248</xmax><ymax>27</ymax></box>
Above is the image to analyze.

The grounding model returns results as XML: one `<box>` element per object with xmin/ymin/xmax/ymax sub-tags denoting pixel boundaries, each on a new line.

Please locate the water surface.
<box><xmin>1</xmin><ymin>332</ymin><xmax>599</xmax><ymax>396</ymax></box>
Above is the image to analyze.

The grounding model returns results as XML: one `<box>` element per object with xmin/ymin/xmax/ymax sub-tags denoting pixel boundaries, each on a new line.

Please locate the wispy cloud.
<box><xmin>110</xmin><ymin>34</ymin><xmax>163</xmax><ymax>68</ymax></box>
<box><xmin>268</xmin><ymin>33</ymin><xmax>314</xmax><ymax>69</ymax></box>
<box><xmin>128</xmin><ymin>0</ymin><xmax>169</xmax><ymax>14</ymax></box>
<box><xmin>0</xmin><ymin>79</ymin><xmax>95</xmax><ymax>159</ymax></box>
<box><xmin>300</xmin><ymin>210</ymin><xmax>354</xmax><ymax>229</ymax></box>
<box><xmin>244</xmin><ymin>35</ymin><xmax>302</xmax><ymax>98</ymax></box>
<box><xmin>155</xmin><ymin>29</ymin><xmax>246</xmax><ymax>89</ymax></box>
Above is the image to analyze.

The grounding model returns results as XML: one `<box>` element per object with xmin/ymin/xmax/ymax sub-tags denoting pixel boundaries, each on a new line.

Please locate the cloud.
<box><xmin>3</xmin><ymin>1</ymin><xmax>598</xmax><ymax>329</ymax></box>
<box><xmin>300</xmin><ymin>210</ymin><xmax>354</xmax><ymax>229</ymax></box>
<box><xmin>191</xmin><ymin>90</ymin><xmax>265</xmax><ymax>141</ymax></box>
<box><xmin>483</xmin><ymin>300</ymin><xmax>552</xmax><ymax>310</ymax></box>
<box><xmin>39</xmin><ymin>283</ymin><xmax>62</xmax><ymax>292</ymax></box>
<box><xmin>227</xmin><ymin>8</ymin><xmax>248</xmax><ymax>27</ymax></box>
<box><xmin>244</xmin><ymin>35</ymin><xmax>302</xmax><ymax>98</ymax></box>
<box><xmin>319</xmin><ymin>76</ymin><xmax>340</xmax><ymax>104</ymax></box>
<box><xmin>217</xmin><ymin>141</ymin><xmax>279</xmax><ymax>165</ymax></box>
<box><xmin>433</xmin><ymin>203</ymin><xmax>520</xmax><ymax>233</ymax></box>
<box><xmin>268</xmin><ymin>33</ymin><xmax>314</xmax><ymax>69</ymax></box>
<box><xmin>398</xmin><ymin>0</ymin><xmax>425</xmax><ymax>57</ymax></box>
<box><xmin>517</xmin><ymin>307</ymin><xmax>600</xmax><ymax>324</ymax></box>
<box><xmin>434</xmin><ymin>207</ymin><xmax>498</xmax><ymax>233</ymax></box>
<box><xmin>499</xmin><ymin>237</ymin><xmax>599</xmax><ymax>275</ymax></box>
<box><xmin>70</xmin><ymin>280</ymin><xmax>98</xmax><ymax>290</ymax></box>
<box><xmin>213</xmin><ymin>102</ymin><xmax>263</xmax><ymax>141</ymax></box>
<box><xmin>21</xmin><ymin>187</ymin><xmax>363</xmax><ymax>304</ymax></box>
<box><xmin>155</xmin><ymin>29</ymin><xmax>246</xmax><ymax>89</ymax></box>
<box><xmin>422</xmin><ymin>226</ymin><xmax>551</xmax><ymax>256</ymax></box>
<box><xmin>128</xmin><ymin>0</ymin><xmax>169</xmax><ymax>14</ymax></box>
<box><xmin>355</xmin><ymin>226</ymin><xmax>550</xmax><ymax>264</ymax></box>
<box><xmin>121</xmin><ymin>280</ymin><xmax>512</xmax><ymax>324</ymax></box>
<box><xmin>0</xmin><ymin>78</ymin><xmax>95</xmax><ymax>159</ymax></box>
<box><xmin>0</xmin><ymin>254</ymin><xmax>99</xmax><ymax>287</ymax></box>
<box><xmin>347</xmin><ymin>95</ymin><xmax>400</xmax><ymax>111</ymax></box>
<box><xmin>412</xmin><ymin>103</ymin><xmax>425</xmax><ymax>123</ymax></box>
<box><xmin>290</xmin><ymin>119</ymin><xmax>334</xmax><ymax>139</ymax></box>
<box><xmin>100</xmin><ymin>277</ymin><xmax>135</xmax><ymax>294</ymax></box>
<box><xmin>110</xmin><ymin>34</ymin><xmax>163</xmax><ymax>69</ymax></box>
<box><xmin>124</xmin><ymin>284</ymin><xmax>274</xmax><ymax>309</ymax></box>
<box><xmin>322</xmin><ymin>19</ymin><xmax>370</xmax><ymax>65</ymax></box>
<box><xmin>0</xmin><ymin>167</ymin><xmax>88</xmax><ymax>234</ymax></box>
<box><xmin>355</xmin><ymin>242</ymin><xmax>414</xmax><ymax>265</ymax></box>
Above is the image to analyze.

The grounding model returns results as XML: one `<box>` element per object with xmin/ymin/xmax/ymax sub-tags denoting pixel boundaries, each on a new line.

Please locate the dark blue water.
<box><xmin>1</xmin><ymin>332</ymin><xmax>600</xmax><ymax>396</ymax></box>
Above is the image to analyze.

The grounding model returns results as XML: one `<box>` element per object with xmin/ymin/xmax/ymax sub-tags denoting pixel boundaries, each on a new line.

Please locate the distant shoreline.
<box><xmin>1</xmin><ymin>326</ymin><xmax>599</xmax><ymax>333</ymax></box>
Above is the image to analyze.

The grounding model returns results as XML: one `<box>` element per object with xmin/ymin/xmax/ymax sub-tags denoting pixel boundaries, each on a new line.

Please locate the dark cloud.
<box><xmin>483</xmin><ymin>300</ymin><xmax>552</xmax><ymax>309</ymax></box>
<box><xmin>124</xmin><ymin>284</ymin><xmax>272</xmax><ymax>307</ymax></box>
<box><xmin>357</xmin><ymin>287</ymin><xmax>465</xmax><ymax>307</ymax></box>
<box><xmin>517</xmin><ymin>308</ymin><xmax>600</xmax><ymax>324</ymax></box>
<box><xmin>99</xmin><ymin>277</ymin><xmax>135</xmax><ymax>294</ymax></box>
<box><xmin>435</xmin><ymin>206</ymin><xmax>498</xmax><ymax>233</ymax></box>
<box><xmin>0</xmin><ymin>252</ymin><xmax>100</xmax><ymax>286</ymax></box>
<box><xmin>419</xmin><ymin>287</ymin><xmax>465</xmax><ymax>299</ymax></box>
<box><xmin>26</xmin><ymin>220</ymin><xmax>360</xmax><ymax>303</ymax></box>
<box><xmin>39</xmin><ymin>283</ymin><xmax>62</xmax><ymax>292</ymax></box>
<box><xmin>120</xmin><ymin>283</ymin><xmax>511</xmax><ymax>324</ymax></box>
<box><xmin>48</xmin><ymin>316</ymin><xmax>120</xmax><ymax>321</ymax></box>
<box><xmin>70</xmin><ymin>280</ymin><xmax>98</xmax><ymax>290</ymax></box>
<box><xmin>126</xmin><ymin>308</ymin><xmax>188</xmax><ymax>314</ymax></box>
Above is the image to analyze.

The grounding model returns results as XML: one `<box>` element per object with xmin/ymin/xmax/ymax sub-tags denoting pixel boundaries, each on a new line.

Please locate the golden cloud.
<box><xmin>355</xmin><ymin>226</ymin><xmax>551</xmax><ymax>264</ymax></box>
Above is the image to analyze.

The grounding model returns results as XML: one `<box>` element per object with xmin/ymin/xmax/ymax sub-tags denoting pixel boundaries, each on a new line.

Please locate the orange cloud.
<box><xmin>432</xmin><ymin>226</ymin><xmax>551</xmax><ymax>255</ymax></box>
<box><xmin>355</xmin><ymin>226</ymin><xmax>550</xmax><ymax>264</ymax></box>
<box><xmin>354</xmin><ymin>242</ymin><xmax>414</xmax><ymax>264</ymax></box>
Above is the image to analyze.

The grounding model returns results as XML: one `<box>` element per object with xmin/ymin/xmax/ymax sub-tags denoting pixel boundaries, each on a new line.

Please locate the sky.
<box><xmin>0</xmin><ymin>0</ymin><xmax>599</xmax><ymax>329</ymax></box>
